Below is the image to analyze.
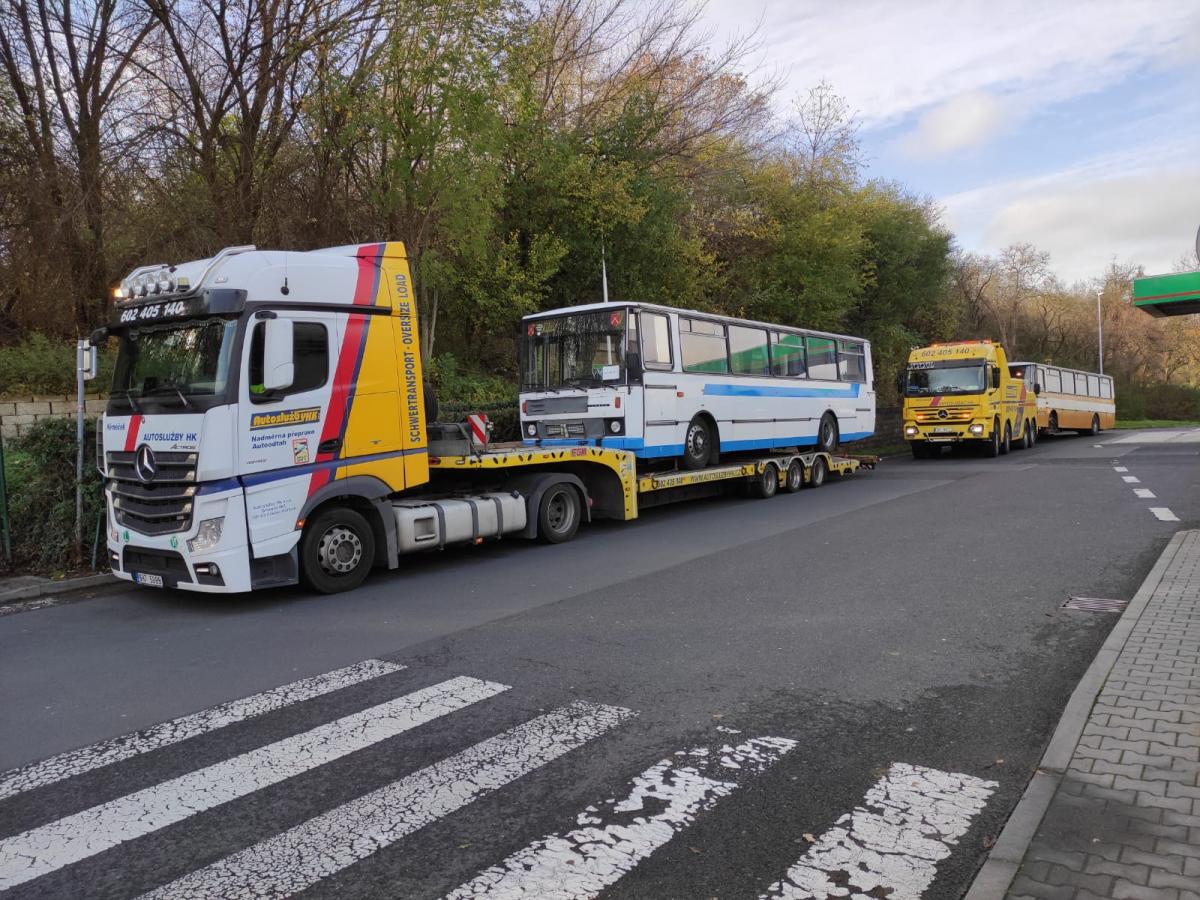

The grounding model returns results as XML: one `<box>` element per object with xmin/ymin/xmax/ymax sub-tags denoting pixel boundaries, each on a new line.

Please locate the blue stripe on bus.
<box><xmin>701</xmin><ymin>383</ymin><xmax>861</xmax><ymax>399</ymax></box>
<box><xmin>525</xmin><ymin>431</ymin><xmax>873</xmax><ymax>456</ymax></box>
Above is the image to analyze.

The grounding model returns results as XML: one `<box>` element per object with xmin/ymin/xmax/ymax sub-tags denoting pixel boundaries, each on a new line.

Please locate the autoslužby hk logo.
<box><xmin>937</xmin><ymin>409</ymin><xmax>949</xmax><ymax>420</ymax></box>
<box><xmin>134</xmin><ymin>443</ymin><xmax>158</xmax><ymax>483</ymax></box>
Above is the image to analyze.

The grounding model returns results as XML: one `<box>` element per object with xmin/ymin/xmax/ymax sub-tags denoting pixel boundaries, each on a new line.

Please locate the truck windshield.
<box><xmin>906</xmin><ymin>363</ymin><xmax>986</xmax><ymax>396</ymax></box>
<box><xmin>109</xmin><ymin>319</ymin><xmax>238</xmax><ymax>412</ymax></box>
<box><xmin>521</xmin><ymin>310</ymin><xmax>626</xmax><ymax>390</ymax></box>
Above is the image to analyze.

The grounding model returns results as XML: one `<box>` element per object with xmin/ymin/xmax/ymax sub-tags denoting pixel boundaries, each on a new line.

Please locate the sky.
<box><xmin>697</xmin><ymin>0</ymin><xmax>1200</xmax><ymax>285</ymax></box>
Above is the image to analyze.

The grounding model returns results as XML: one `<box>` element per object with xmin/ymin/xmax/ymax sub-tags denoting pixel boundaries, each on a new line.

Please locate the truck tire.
<box><xmin>1000</xmin><ymin>422</ymin><xmax>1012</xmax><ymax>455</ymax></box>
<box><xmin>750</xmin><ymin>463</ymin><xmax>779</xmax><ymax>499</ymax></box>
<box><xmin>985</xmin><ymin>421</ymin><xmax>1001</xmax><ymax>458</ymax></box>
<box><xmin>300</xmin><ymin>506</ymin><xmax>376</xmax><ymax>594</ymax></box>
<box><xmin>806</xmin><ymin>455</ymin><xmax>827</xmax><ymax>488</ymax></box>
<box><xmin>784</xmin><ymin>459</ymin><xmax>804</xmax><ymax>492</ymax></box>
<box><xmin>815</xmin><ymin>413</ymin><xmax>839</xmax><ymax>455</ymax></box>
<box><xmin>538</xmin><ymin>484</ymin><xmax>581</xmax><ymax>543</ymax></box>
<box><xmin>683</xmin><ymin>416</ymin><xmax>714</xmax><ymax>470</ymax></box>
<box><xmin>911</xmin><ymin>442</ymin><xmax>931</xmax><ymax>459</ymax></box>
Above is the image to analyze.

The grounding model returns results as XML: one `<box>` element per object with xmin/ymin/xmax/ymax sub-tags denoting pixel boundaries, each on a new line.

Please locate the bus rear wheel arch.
<box><xmin>1078</xmin><ymin>414</ymin><xmax>1100</xmax><ymax>436</ymax></box>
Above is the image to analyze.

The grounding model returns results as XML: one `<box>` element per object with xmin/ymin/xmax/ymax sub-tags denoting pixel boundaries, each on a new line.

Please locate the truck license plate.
<box><xmin>933</xmin><ymin>427</ymin><xmax>953</xmax><ymax>433</ymax></box>
<box><xmin>134</xmin><ymin>572</ymin><xmax>163</xmax><ymax>587</ymax></box>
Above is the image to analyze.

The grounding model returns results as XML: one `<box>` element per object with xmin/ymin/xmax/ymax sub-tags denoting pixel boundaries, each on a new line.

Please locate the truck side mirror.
<box><xmin>991</xmin><ymin>367</ymin><xmax>1001</xmax><ymax>389</ymax></box>
<box><xmin>263</xmin><ymin>319</ymin><xmax>294</xmax><ymax>392</ymax></box>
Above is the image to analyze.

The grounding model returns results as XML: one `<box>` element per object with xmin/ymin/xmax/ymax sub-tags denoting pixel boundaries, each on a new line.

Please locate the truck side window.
<box><xmin>248</xmin><ymin>321</ymin><xmax>329</xmax><ymax>401</ymax></box>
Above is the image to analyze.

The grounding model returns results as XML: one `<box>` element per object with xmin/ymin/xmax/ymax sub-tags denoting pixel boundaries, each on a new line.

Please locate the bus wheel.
<box><xmin>301</xmin><ymin>507</ymin><xmax>376</xmax><ymax>594</ymax></box>
<box><xmin>1048</xmin><ymin>412</ymin><xmax>1059</xmax><ymax>435</ymax></box>
<box><xmin>816</xmin><ymin>413</ymin><xmax>839</xmax><ymax>455</ymax></box>
<box><xmin>1088</xmin><ymin>414</ymin><xmax>1100</xmax><ymax>435</ymax></box>
<box><xmin>538</xmin><ymin>484</ymin><xmax>581</xmax><ymax>543</ymax></box>
<box><xmin>683</xmin><ymin>416</ymin><xmax>713</xmax><ymax>470</ymax></box>
<box><xmin>784</xmin><ymin>459</ymin><xmax>804</xmax><ymax>492</ymax></box>
<box><xmin>806</xmin><ymin>455</ymin><xmax>827</xmax><ymax>488</ymax></box>
<box><xmin>985</xmin><ymin>421</ymin><xmax>1001</xmax><ymax>457</ymax></box>
<box><xmin>751</xmin><ymin>463</ymin><xmax>779</xmax><ymax>499</ymax></box>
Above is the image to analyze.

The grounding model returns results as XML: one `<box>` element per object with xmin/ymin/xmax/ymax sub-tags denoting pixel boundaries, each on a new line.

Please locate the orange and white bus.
<box><xmin>1010</xmin><ymin>361</ymin><xmax>1115</xmax><ymax>436</ymax></box>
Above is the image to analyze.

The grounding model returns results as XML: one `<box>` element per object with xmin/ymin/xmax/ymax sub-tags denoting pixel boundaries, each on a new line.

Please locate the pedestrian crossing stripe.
<box><xmin>0</xmin><ymin>659</ymin><xmax>999</xmax><ymax>900</ymax></box>
<box><xmin>0</xmin><ymin>658</ymin><xmax>405</xmax><ymax>802</ymax></box>
<box><xmin>140</xmin><ymin>701</ymin><xmax>635</xmax><ymax>900</ymax></box>
<box><xmin>446</xmin><ymin>736</ymin><xmax>796</xmax><ymax>899</ymax></box>
<box><xmin>759</xmin><ymin>762</ymin><xmax>997</xmax><ymax>900</ymax></box>
<box><xmin>0</xmin><ymin>675</ymin><xmax>506</xmax><ymax>891</ymax></box>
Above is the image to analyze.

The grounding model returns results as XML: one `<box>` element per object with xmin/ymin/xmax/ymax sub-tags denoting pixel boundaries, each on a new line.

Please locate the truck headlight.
<box><xmin>904</xmin><ymin>425</ymin><xmax>918</xmax><ymax>437</ymax></box>
<box><xmin>968</xmin><ymin>423</ymin><xmax>984</xmax><ymax>435</ymax></box>
<box><xmin>187</xmin><ymin>517</ymin><xmax>224</xmax><ymax>553</ymax></box>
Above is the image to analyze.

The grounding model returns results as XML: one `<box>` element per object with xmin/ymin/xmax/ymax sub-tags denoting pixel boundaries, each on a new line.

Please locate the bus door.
<box><xmin>635</xmin><ymin>311</ymin><xmax>678</xmax><ymax>455</ymax></box>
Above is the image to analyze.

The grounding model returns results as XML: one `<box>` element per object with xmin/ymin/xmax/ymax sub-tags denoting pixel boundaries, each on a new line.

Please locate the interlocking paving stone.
<box><xmin>1007</xmin><ymin>531</ymin><xmax>1200</xmax><ymax>900</ymax></box>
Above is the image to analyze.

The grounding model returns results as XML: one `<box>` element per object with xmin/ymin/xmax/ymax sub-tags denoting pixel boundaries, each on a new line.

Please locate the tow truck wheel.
<box><xmin>806</xmin><ymin>455</ymin><xmax>827</xmax><ymax>488</ymax></box>
<box><xmin>1029</xmin><ymin>422</ymin><xmax>1037</xmax><ymax>447</ymax></box>
<box><xmin>784</xmin><ymin>459</ymin><xmax>804</xmax><ymax>492</ymax></box>
<box><xmin>985</xmin><ymin>421</ymin><xmax>1001</xmax><ymax>458</ymax></box>
<box><xmin>751</xmin><ymin>463</ymin><xmax>779</xmax><ymax>499</ymax></box>
<box><xmin>683</xmin><ymin>416</ymin><xmax>714</xmax><ymax>471</ymax></box>
<box><xmin>538</xmin><ymin>484</ymin><xmax>581</xmax><ymax>544</ymax></box>
<box><xmin>815</xmin><ymin>413</ymin><xmax>839</xmax><ymax>455</ymax></box>
<box><xmin>1000</xmin><ymin>422</ymin><xmax>1012</xmax><ymax>455</ymax></box>
<box><xmin>911</xmin><ymin>442</ymin><xmax>930</xmax><ymax>459</ymax></box>
<box><xmin>301</xmin><ymin>507</ymin><xmax>376</xmax><ymax>594</ymax></box>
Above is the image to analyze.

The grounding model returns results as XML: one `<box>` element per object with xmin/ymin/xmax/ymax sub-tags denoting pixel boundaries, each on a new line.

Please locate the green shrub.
<box><xmin>2</xmin><ymin>417</ymin><xmax>104</xmax><ymax>573</ymax></box>
<box><xmin>426</xmin><ymin>353</ymin><xmax>515</xmax><ymax>407</ymax></box>
<box><xmin>0</xmin><ymin>334</ymin><xmax>115</xmax><ymax>397</ymax></box>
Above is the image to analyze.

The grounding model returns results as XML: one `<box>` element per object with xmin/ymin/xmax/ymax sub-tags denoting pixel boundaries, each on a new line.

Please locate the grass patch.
<box><xmin>1114</xmin><ymin>419</ymin><xmax>1200</xmax><ymax>430</ymax></box>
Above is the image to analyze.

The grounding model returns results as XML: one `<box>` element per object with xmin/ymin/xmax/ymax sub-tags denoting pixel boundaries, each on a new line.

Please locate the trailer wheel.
<box><xmin>301</xmin><ymin>507</ymin><xmax>376</xmax><ymax>594</ymax></box>
<box><xmin>683</xmin><ymin>416</ymin><xmax>714</xmax><ymax>470</ymax></box>
<box><xmin>816</xmin><ymin>413</ymin><xmax>839</xmax><ymax>454</ymax></box>
<box><xmin>784</xmin><ymin>459</ymin><xmax>804</xmax><ymax>492</ymax></box>
<box><xmin>806</xmin><ymin>455</ymin><xmax>827</xmax><ymax>488</ymax></box>
<box><xmin>538</xmin><ymin>484</ymin><xmax>581</xmax><ymax>543</ymax></box>
<box><xmin>750</xmin><ymin>463</ymin><xmax>779</xmax><ymax>499</ymax></box>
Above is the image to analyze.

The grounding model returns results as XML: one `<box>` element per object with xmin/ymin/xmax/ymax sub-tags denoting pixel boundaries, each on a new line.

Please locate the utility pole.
<box><xmin>1095</xmin><ymin>289</ymin><xmax>1104</xmax><ymax>375</ymax></box>
<box><xmin>600</xmin><ymin>236</ymin><xmax>609</xmax><ymax>303</ymax></box>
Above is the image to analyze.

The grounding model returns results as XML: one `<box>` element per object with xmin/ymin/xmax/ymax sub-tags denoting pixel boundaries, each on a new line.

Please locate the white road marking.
<box><xmin>447</xmin><ymin>736</ymin><xmax>795</xmax><ymax>899</ymax></box>
<box><xmin>0</xmin><ymin>675</ymin><xmax>505</xmax><ymax>891</ymax></box>
<box><xmin>1150</xmin><ymin>507</ymin><xmax>1180</xmax><ymax>522</ymax></box>
<box><xmin>1121</xmin><ymin>475</ymin><xmax>1140</xmax><ymax>483</ymax></box>
<box><xmin>759</xmin><ymin>763</ymin><xmax>996</xmax><ymax>900</ymax></box>
<box><xmin>1108</xmin><ymin>429</ymin><xmax>1200</xmax><ymax>444</ymax></box>
<box><xmin>1113</xmin><ymin>466</ymin><xmax>1128</xmax><ymax>472</ymax></box>
<box><xmin>1134</xmin><ymin>488</ymin><xmax>1157</xmax><ymax>499</ymax></box>
<box><xmin>139</xmin><ymin>700</ymin><xmax>633</xmax><ymax>900</ymax></box>
<box><xmin>0</xmin><ymin>659</ymin><xmax>405</xmax><ymax>802</ymax></box>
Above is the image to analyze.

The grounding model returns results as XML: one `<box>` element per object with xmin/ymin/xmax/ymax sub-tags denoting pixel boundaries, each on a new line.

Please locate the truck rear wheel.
<box><xmin>750</xmin><ymin>463</ymin><xmax>779</xmax><ymax>498</ymax></box>
<box><xmin>301</xmin><ymin>507</ymin><xmax>376</xmax><ymax>594</ymax></box>
<box><xmin>538</xmin><ymin>484</ymin><xmax>581</xmax><ymax>543</ymax></box>
<box><xmin>784</xmin><ymin>459</ymin><xmax>804</xmax><ymax>492</ymax></box>
<box><xmin>1000</xmin><ymin>422</ymin><xmax>1012</xmax><ymax>455</ymax></box>
<box><xmin>806</xmin><ymin>455</ymin><xmax>827</xmax><ymax>488</ymax></box>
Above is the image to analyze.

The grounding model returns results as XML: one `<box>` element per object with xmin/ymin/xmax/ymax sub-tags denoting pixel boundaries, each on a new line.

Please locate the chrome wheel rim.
<box><xmin>317</xmin><ymin>525</ymin><xmax>363</xmax><ymax>576</ymax></box>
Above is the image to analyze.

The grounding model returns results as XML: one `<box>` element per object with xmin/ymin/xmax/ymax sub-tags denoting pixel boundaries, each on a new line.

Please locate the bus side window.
<box><xmin>837</xmin><ymin>340</ymin><xmax>866</xmax><ymax>382</ymax></box>
<box><xmin>770</xmin><ymin>332</ymin><xmax>806</xmax><ymax>377</ymax></box>
<box><xmin>805</xmin><ymin>336</ymin><xmax>838</xmax><ymax>380</ymax></box>
<box><xmin>1046</xmin><ymin>368</ymin><xmax>1061</xmax><ymax>393</ymax></box>
<box><xmin>728</xmin><ymin>325</ymin><xmax>770</xmax><ymax>375</ymax></box>
<box><xmin>1100</xmin><ymin>378</ymin><xmax>1112</xmax><ymax>399</ymax></box>
<box><xmin>639</xmin><ymin>312</ymin><xmax>673</xmax><ymax>370</ymax></box>
<box><xmin>1087</xmin><ymin>375</ymin><xmax>1100</xmax><ymax>397</ymax></box>
<box><xmin>680</xmin><ymin>318</ymin><xmax>729</xmax><ymax>374</ymax></box>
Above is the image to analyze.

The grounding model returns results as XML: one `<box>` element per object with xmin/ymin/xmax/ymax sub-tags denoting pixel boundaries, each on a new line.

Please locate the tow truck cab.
<box><xmin>901</xmin><ymin>340</ymin><xmax>1036</xmax><ymax>457</ymax></box>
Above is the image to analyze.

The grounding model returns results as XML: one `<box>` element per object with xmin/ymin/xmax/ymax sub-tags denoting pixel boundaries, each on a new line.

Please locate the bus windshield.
<box><xmin>109</xmin><ymin>318</ymin><xmax>238</xmax><ymax>412</ymax></box>
<box><xmin>521</xmin><ymin>309</ymin><xmax>626</xmax><ymax>390</ymax></box>
<box><xmin>905</xmin><ymin>363</ymin><xmax>986</xmax><ymax>396</ymax></box>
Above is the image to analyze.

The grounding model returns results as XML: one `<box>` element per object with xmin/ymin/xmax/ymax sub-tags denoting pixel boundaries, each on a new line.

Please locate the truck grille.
<box><xmin>106</xmin><ymin>450</ymin><xmax>198</xmax><ymax>535</ymax></box>
<box><xmin>913</xmin><ymin>407</ymin><xmax>972</xmax><ymax>424</ymax></box>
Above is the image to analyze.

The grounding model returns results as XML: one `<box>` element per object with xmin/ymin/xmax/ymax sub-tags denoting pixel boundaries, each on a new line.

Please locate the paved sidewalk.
<box><xmin>1007</xmin><ymin>530</ymin><xmax>1200</xmax><ymax>900</ymax></box>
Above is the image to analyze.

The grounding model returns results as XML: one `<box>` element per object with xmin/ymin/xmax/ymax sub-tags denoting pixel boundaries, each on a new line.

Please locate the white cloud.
<box><xmin>941</xmin><ymin>143</ymin><xmax>1200</xmax><ymax>282</ymax></box>
<box><xmin>701</xmin><ymin>0</ymin><xmax>1200</xmax><ymax>129</ymax></box>
<box><xmin>899</xmin><ymin>91</ymin><xmax>1012</xmax><ymax>156</ymax></box>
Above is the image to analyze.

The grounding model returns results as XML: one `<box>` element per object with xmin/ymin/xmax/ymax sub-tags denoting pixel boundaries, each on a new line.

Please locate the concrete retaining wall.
<box><xmin>0</xmin><ymin>395</ymin><xmax>107</xmax><ymax>440</ymax></box>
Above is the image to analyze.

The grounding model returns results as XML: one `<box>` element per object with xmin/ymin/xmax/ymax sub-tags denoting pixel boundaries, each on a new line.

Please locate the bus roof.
<box><xmin>1010</xmin><ymin>360</ymin><xmax>1111</xmax><ymax>379</ymax></box>
<box><xmin>522</xmin><ymin>301</ymin><xmax>869</xmax><ymax>345</ymax></box>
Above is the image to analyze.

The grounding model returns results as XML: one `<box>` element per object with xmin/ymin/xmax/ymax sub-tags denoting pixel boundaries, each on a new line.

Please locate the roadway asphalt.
<box><xmin>1</xmin><ymin>428</ymin><xmax>1197</xmax><ymax>899</ymax></box>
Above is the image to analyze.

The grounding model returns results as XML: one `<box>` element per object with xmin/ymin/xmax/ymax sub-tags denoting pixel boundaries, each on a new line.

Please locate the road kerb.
<box><xmin>962</xmin><ymin>528</ymin><xmax>1192</xmax><ymax>900</ymax></box>
<box><xmin>0</xmin><ymin>572</ymin><xmax>117</xmax><ymax>607</ymax></box>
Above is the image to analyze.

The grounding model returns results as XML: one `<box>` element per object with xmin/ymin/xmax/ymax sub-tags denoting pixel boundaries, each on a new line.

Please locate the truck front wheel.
<box><xmin>538</xmin><ymin>484</ymin><xmax>581</xmax><ymax>544</ymax></box>
<box><xmin>301</xmin><ymin>506</ymin><xmax>376</xmax><ymax>594</ymax></box>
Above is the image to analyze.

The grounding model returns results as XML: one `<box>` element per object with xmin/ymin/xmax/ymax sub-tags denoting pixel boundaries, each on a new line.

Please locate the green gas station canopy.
<box><xmin>1134</xmin><ymin>270</ymin><xmax>1200</xmax><ymax>317</ymax></box>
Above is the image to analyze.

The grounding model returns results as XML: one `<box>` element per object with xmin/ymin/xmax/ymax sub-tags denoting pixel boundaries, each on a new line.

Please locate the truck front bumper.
<box><xmin>903</xmin><ymin>421</ymin><xmax>987</xmax><ymax>443</ymax></box>
<box><xmin>107</xmin><ymin>488</ymin><xmax>252</xmax><ymax>593</ymax></box>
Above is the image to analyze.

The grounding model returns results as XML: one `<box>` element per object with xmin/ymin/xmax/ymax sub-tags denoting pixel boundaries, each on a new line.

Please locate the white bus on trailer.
<box><xmin>519</xmin><ymin>302</ymin><xmax>875</xmax><ymax>469</ymax></box>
